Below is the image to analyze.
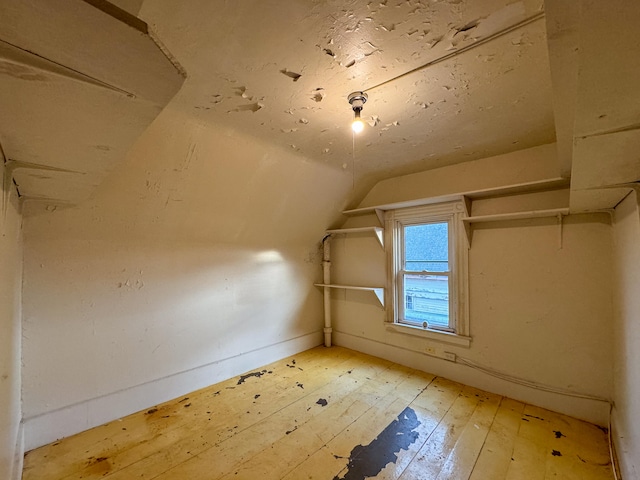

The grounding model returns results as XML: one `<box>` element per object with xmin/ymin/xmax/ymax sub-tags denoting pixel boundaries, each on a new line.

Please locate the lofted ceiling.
<box><xmin>1</xmin><ymin>0</ymin><xmax>639</xmax><ymax>211</ymax></box>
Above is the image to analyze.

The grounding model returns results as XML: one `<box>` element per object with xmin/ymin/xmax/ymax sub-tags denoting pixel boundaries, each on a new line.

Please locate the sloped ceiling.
<box><xmin>2</xmin><ymin>0</ymin><xmax>638</xmax><ymax>211</ymax></box>
<box><xmin>0</xmin><ymin>0</ymin><xmax>184</xmax><ymax>204</ymax></box>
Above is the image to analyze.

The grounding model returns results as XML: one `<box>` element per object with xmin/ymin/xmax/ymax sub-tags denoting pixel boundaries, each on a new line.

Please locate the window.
<box><xmin>386</xmin><ymin>200</ymin><xmax>469</xmax><ymax>343</ymax></box>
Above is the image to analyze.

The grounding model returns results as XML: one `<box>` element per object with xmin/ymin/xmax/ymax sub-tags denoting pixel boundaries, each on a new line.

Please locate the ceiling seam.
<box><xmin>364</xmin><ymin>11</ymin><xmax>546</xmax><ymax>93</ymax></box>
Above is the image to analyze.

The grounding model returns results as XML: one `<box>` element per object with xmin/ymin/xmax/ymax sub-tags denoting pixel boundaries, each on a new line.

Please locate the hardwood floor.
<box><xmin>23</xmin><ymin>346</ymin><xmax>614</xmax><ymax>480</ymax></box>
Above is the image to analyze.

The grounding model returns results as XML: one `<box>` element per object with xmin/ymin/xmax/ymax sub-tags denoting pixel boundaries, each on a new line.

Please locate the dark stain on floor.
<box><xmin>334</xmin><ymin>407</ymin><xmax>421</xmax><ymax>480</ymax></box>
<box><xmin>554</xmin><ymin>430</ymin><xmax>565</xmax><ymax>439</ymax></box>
<box><xmin>237</xmin><ymin>369</ymin><xmax>268</xmax><ymax>385</ymax></box>
<box><xmin>317</xmin><ymin>398</ymin><xmax>328</xmax><ymax>407</ymax></box>
<box><xmin>552</xmin><ymin>450</ymin><xmax>563</xmax><ymax>457</ymax></box>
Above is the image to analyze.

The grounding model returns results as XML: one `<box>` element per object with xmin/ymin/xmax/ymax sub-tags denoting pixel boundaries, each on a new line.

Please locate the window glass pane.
<box><xmin>404</xmin><ymin>222</ymin><xmax>448</xmax><ymax>272</ymax></box>
<box><xmin>403</xmin><ymin>274</ymin><xmax>449</xmax><ymax>328</ymax></box>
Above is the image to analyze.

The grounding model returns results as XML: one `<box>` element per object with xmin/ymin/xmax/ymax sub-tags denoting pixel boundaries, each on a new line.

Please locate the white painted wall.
<box><xmin>0</xmin><ymin>179</ymin><xmax>24</xmax><ymax>480</ymax></box>
<box><xmin>612</xmin><ymin>190</ymin><xmax>640</xmax><ymax>479</ymax></box>
<box><xmin>331</xmin><ymin>145</ymin><xmax>614</xmax><ymax>426</ymax></box>
<box><xmin>21</xmin><ymin>105</ymin><xmax>353</xmax><ymax>450</ymax></box>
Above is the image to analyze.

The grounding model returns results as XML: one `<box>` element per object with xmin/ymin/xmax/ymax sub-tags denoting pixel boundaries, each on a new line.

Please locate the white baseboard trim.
<box><xmin>334</xmin><ymin>330</ymin><xmax>610</xmax><ymax>426</ymax></box>
<box><xmin>23</xmin><ymin>331</ymin><xmax>323</xmax><ymax>451</ymax></box>
<box><xmin>12</xmin><ymin>422</ymin><xmax>24</xmax><ymax>480</ymax></box>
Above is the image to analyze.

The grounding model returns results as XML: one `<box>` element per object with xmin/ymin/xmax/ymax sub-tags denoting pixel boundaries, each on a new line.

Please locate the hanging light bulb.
<box><xmin>352</xmin><ymin>110</ymin><xmax>364</xmax><ymax>133</ymax></box>
<box><xmin>348</xmin><ymin>91</ymin><xmax>368</xmax><ymax>134</ymax></box>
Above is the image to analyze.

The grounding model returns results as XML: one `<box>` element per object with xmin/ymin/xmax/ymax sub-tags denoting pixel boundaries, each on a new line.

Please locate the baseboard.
<box><xmin>23</xmin><ymin>331</ymin><xmax>323</xmax><ymax>452</ymax></box>
<box><xmin>334</xmin><ymin>330</ymin><xmax>610</xmax><ymax>426</ymax></box>
<box><xmin>610</xmin><ymin>410</ymin><xmax>629</xmax><ymax>480</ymax></box>
<box><xmin>12</xmin><ymin>422</ymin><xmax>24</xmax><ymax>480</ymax></box>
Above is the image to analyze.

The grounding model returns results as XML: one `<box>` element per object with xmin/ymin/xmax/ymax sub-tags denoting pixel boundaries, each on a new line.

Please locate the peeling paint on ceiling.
<box><xmin>141</xmin><ymin>0</ymin><xmax>554</xmax><ymax>190</ymax></box>
<box><xmin>5</xmin><ymin>0</ymin><xmax>637</xmax><ymax>210</ymax></box>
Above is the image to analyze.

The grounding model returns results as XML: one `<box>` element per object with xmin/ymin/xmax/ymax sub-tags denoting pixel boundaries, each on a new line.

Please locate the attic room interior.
<box><xmin>1</xmin><ymin>0</ymin><xmax>639</xmax><ymax>479</ymax></box>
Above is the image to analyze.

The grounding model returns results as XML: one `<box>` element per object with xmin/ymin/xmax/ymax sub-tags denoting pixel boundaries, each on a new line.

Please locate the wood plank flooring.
<box><xmin>23</xmin><ymin>346</ymin><xmax>614</xmax><ymax>480</ymax></box>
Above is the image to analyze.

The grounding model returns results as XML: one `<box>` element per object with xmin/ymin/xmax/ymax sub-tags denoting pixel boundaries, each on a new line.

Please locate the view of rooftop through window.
<box><xmin>403</xmin><ymin>222</ymin><xmax>450</xmax><ymax>329</ymax></box>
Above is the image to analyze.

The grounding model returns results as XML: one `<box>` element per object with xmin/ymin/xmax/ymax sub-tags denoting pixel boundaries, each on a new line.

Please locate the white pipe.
<box><xmin>322</xmin><ymin>235</ymin><xmax>332</xmax><ymax>347</ymax></box>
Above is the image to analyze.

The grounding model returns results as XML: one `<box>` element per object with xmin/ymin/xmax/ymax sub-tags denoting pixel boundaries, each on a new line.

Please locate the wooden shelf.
<box><xmin>342</xmin><ymin>178</ymin><xmax>569</xmax><ymax>218</ymax></box>
<box><xmin>326</xmin><ymin>227</ymin><xmax>384</xmax><ymax>248</ymax></box>
<box><xmin>462</xmin><ymin>208</ymin><xmax>569</xmax><ymax>246</ymax></box>
<box><xmin>314</xmin><ymin>284</ymin><xmax>385</xmax><ymax>307</ymax></box>
<box><xmin>461</xmin><ymin>208</ymin><xmax>569</xmax><ymax>224</ymax></box>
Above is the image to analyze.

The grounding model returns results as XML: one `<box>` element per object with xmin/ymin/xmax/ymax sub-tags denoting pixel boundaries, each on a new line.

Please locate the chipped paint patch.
<box><xmin>333</xmin><ymin>407</ymin><xmax>421</xmax><ymax>480</ymax></box>
<box><xmin>280</xmin><ymin>69</ymin><xmax>302</xmax><ymax>81</ymax></box>
<box><xmin>231</xmin><ymin>102</ymin><xmax>263</xmax><ymax>113</ymax></box>
<box><xmin>237</xmin><ymin>369</ymin><xmax>270</xmax><ymax>385</ymax></box>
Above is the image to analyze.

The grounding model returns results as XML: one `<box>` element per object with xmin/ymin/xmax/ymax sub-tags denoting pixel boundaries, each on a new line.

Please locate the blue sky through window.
<box><xmin>404</xmin><ymin>223</ymin><xmax>448</xmax><ymax>272</ymax></box>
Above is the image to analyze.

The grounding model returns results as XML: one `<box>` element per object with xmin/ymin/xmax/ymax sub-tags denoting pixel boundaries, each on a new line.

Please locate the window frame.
<box><xmin>385</xmin><ymin>200</ymin><xmax>470</xmax><ymax>345</ymax></box>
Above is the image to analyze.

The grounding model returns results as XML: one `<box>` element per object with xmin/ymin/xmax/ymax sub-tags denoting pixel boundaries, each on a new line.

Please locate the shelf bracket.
<box><xmin>325</xmin><ymin>227</ymin><xmax>385</xmax><ymax>250</ymax></box>
<box><xmin>373</xmin><ymin>227</ymin><xmax>384</xmax><ymax>249</ymax></box>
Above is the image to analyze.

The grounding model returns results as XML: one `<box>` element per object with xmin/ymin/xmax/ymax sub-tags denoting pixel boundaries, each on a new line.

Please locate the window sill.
<box><xmin>385</xmin><ymin>323</ymin><xmax>471</xmax><ymax>347</ymax></box>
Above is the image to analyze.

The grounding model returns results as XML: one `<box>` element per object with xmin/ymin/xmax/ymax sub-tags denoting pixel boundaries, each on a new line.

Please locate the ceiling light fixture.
<box><xmin>348</xmin><ymin>91</ymin><xmax>368</xmax><ymax>133</ymax></box>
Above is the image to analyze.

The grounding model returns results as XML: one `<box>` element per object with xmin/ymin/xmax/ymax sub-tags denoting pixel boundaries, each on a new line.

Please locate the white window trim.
<box><xmin>385</xmin><ymin>199</ymin><xmax>470</xmax><ymax>346</ymax></box>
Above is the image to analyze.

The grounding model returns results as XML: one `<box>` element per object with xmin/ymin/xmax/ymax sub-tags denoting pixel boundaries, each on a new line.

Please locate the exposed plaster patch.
<box><xmin>231</xmin><ymin>102</ymin><xmax>263</xmax><ymax>113</ymax></box>
<box><xmin>280</xmin><ymin>69</ymin><xmax>302</xmax><ymax>81</ymax></box>
<box><xmin>458</xmin><ymin>19</ymin><xmax>479</xmax><ymax>33</ymax></box>
<box><xmin>427</xmin><ymin>36</ymin><xmax>442</xmax><ymax>48</ymax></box>
<box><xmin>323</xmin><ymin>47</ymin><xmax>335</xmax><ymax>57</ymax></box>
